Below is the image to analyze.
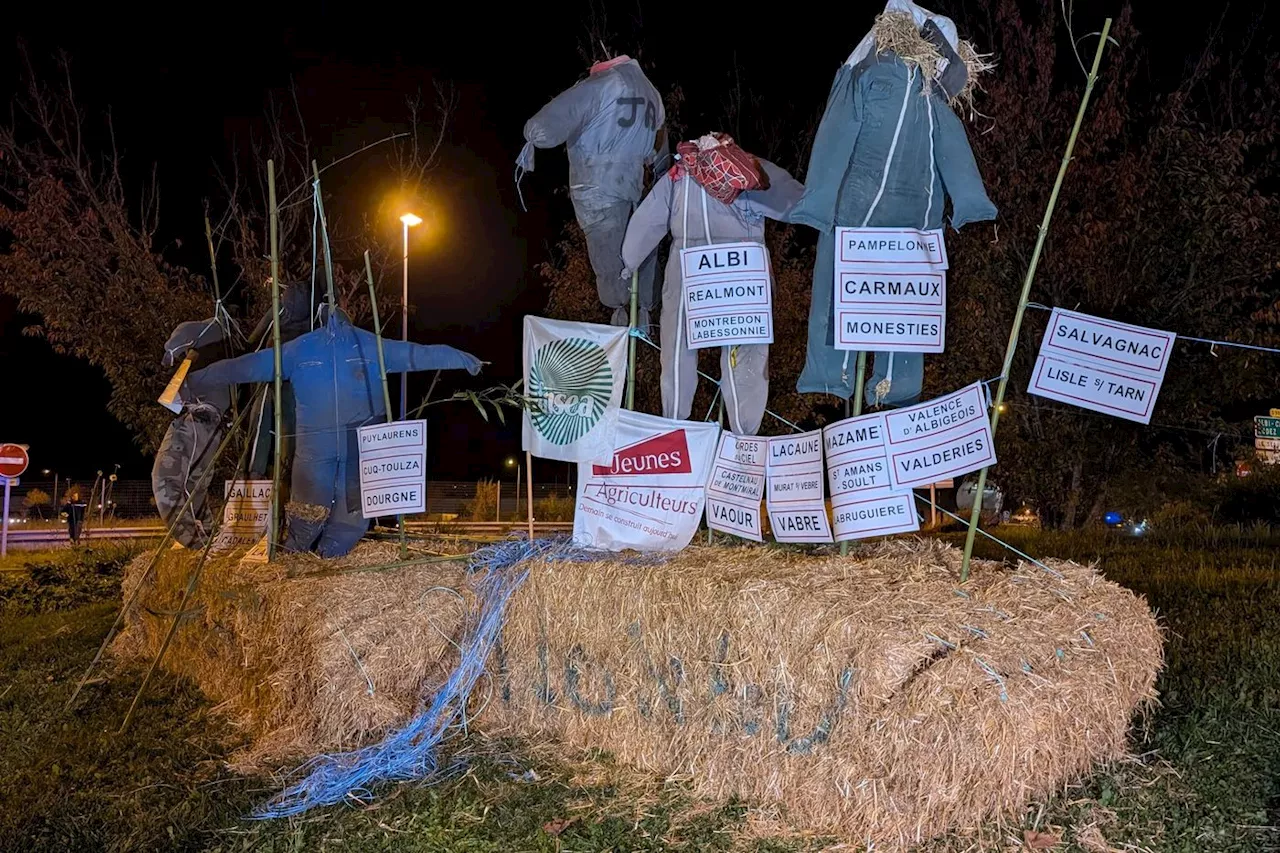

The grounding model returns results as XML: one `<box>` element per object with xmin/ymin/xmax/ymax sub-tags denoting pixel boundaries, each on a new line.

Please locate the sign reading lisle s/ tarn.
<box><xmin>881</xmin><ymin>382</ymin><xmax>997</xmax><ymax>491</ymax></box>
<box><xmin>705</xmin><ymin>433</ymin><xmax>767</xmax><ymax>541</ymax></box>
<box><xmin>823</xmin><ymin>413</ymin><xmax>918</xmax><ymax>542</ymax></box>
<box><xmin>833</xmin><ymin>227</ymin><xmax>949</xmax><ymax>353</ymax></box>
<box><xmin>1028</xmin><ymin>308</ymin><xmax>1176</xmax><ymax>425</ymax></box>
<box><xmin>679</xmin><ymin>242</ymin><xmax>773</xmax><ymax>349</ymax></box>
<box><xmin>766</xmin><ymin>430</ymin><xmax>832</xmax><ymax>543</ymax></box>
<box><xmin>357</xmin><ymin>420</ymin><xmax>427</xmax><ymax>519</ymax></box>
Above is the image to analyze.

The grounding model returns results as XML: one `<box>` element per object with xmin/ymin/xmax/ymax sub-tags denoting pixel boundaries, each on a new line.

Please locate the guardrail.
<box><xmin>5</xmin><ymin>521</ymin><xmax>574</xmax><ymax>549</ymax></box>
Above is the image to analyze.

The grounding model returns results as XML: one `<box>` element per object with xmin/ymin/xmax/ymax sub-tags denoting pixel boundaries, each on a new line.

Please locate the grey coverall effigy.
<box><xmin>620</xmin><ymin>160</ymin><xmax>804</xmax><ymax>435</ymax></box>
<box><xmin>520</xmin><ymin>59</ymin><xmax>667</xmax><ymax>327</ymax></box>
<box><xmin>790</xmin><ymin>52</ymin><xmax>997</xmax><ymax>404</ymax></box>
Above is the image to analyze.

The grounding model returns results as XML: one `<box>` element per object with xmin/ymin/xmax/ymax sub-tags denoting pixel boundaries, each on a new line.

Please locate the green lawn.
<box><xmin>1</xmin><ymin>531</ymin><xmax>1277</xmax><ymax>852</ymax></box>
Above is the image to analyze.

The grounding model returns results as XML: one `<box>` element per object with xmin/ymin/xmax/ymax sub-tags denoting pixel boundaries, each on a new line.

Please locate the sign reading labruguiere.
<box><xmin>358</xmin><ymin>419</ymin><xmax>427</xmax><ymax>518</ymax></box>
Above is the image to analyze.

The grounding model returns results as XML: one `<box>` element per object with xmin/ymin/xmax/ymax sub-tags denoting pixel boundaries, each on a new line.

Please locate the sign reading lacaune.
<box><xmin>766</xmin><ymin>430</ymin><xmax>832</xmax><ymax>543</ymax></box>
<box><xmin>680</xmin><ymin>241</ymin><xmax>773</xmax><ymax>349</ymax></box>
<box><xmin>823</xmin><ymin>413</ymin><xmax>918</xmax><ymax>541</ymax></box>
<box><xmin>881</xmin><ymin>382</ymin><xmax>996</xmax><ymax>490</ymax></box>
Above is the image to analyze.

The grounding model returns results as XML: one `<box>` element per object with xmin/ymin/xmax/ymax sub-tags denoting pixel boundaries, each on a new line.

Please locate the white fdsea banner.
<box><xmin>833</xmin><ymin>227</ymin><xmax>948</xmax><ymax>353</ymax></box>
<box><xmin>1027</xmin><ymin>308</ymin><xmax>1176</xmax><ymax>425</ymax></box>
<box><xmin>212</xmin><ymin>480</ymin><xmax>273</xmax><ymax>552</ymax></box>
<box><xmin>705</xmin><ymin>433</ymin><xmax>767</xmax><ymax>542</ymax></box>
<box><xmin>573</xmin><ymin>410</ymin><xmax>719</xmax><ymax>552</ymax></box>
<box><xmin>358</xmin><ymin>420</ymin><xmax>428</xmax><ymax>518</ymax></box>
<box><xmin>881</xmin><ymin>382</ymin><xmax>997</xmax><ymax>490</ymax></box>
<box><xmin>679</xmin><ymin>241</ymin><xmax>773</xmax><ymax>349</ymax></box>
<box><xmin>823</xmin><ymin>413</ymin><xmax>919</xmax><ymax>542</ymax></box>
<box><xmin>523</xmin><ymin>316</ymin><xmax>628</xmax><ymax>464</ymax></box>
<box><xmin>766</xmin><ymin>430</ymin><xmax>833</xmax><ymax>543</ymax></box>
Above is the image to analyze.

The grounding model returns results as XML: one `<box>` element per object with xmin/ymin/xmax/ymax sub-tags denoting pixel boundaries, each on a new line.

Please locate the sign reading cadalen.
<box><xmin>523</xmin><ymin>316</ymin><xmax>628</xmax><ymax>465</ymax></box>
<box><xmin>881</xmin><ymin>382</ymin><xmax>996</xmax><ymax>490</ymax></box>
<box><xmin>1028</xmin><ymin>308</ymin><xmax>1176</xmax><ymax>425</ymax></box>
<box><xmin>573</xmin><ymin>409</ymin><xmax>718</xmax><ymax>552</ymax></box>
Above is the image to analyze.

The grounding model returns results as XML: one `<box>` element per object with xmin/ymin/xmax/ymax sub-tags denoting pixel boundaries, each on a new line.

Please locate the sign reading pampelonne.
<box><xmin>679</xmin><ymin>242</ymin><xmax>773</xmax><ymax>349</ymax></box>
<box><xmin>833</xmin><ymin>227</ymin><xmax>948</xmax><ymax>353</ymax></box>
<box><xmin>523</xmin><ymin>316</ymin><xmax>628</xmax><ymax>465</ymax></box>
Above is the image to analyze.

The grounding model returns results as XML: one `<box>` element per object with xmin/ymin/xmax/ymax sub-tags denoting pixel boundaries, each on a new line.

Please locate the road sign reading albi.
<box><xmin>1257</xmin><ymin>416</ymin><xmax>1280</xmax><ymax>440</ymax></box>
<box><xmin>0</xmin><ymin>444</ymin><xmax>29</xmax><ymax>479</ymax></box>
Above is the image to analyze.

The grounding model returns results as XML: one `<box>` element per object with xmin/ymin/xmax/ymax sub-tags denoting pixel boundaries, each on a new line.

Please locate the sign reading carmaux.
<box><xmin>679</xmin><ymin>241</ymin><xmax>772</xmax><ymax>349</ymax></box>
<box><xmin>833</xmin><ymin>227</ymin><xmax>949</xmax><ymax>353</ymax></box>
<box><xmin>358</xmin><ymin>419</ymin><xmax>427</xmax><ymax>519</ymax></box>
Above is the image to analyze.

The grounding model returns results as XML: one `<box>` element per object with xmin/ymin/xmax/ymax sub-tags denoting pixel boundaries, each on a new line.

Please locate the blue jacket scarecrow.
<box><xmin>518</xmin><ymin>56</ymin><xmax>667</xmax><ymax>329</ymax></box>
<box><xmin>791</xmin><ymin>2</ymin><xmax>997</xmax><ymax>405</ymax></box>
<box><xmin>184</xmin><ymin>310</ymin><xmax>481</xmax><ymax>558</ymax></box>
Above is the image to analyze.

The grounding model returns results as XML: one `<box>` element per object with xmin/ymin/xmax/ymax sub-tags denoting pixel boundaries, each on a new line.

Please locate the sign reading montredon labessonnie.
<box><xmin>679</xmin><ymin>241</ymin><xmax>773</xmax><ymax>349</ymax></box>
<box><xmin>1028</xmin><ymin>308</ymin><xmax>1176</xmax><ymax>425</ymax></box>
<box><xmin>358</xmin><ymin>419</ymin><xmax>427</xmax><ymax>519</ymax></box>
<box><xmin>881</xmin><ymin>382</ymin><xmax>996</xmax><ymax>490</ymax></box>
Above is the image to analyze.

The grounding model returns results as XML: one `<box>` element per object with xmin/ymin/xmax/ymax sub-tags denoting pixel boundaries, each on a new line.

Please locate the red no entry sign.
<box><xmin>0</xmin><ymin>444</ymin><xmax>29</xmax><ymax>479</ymax></box>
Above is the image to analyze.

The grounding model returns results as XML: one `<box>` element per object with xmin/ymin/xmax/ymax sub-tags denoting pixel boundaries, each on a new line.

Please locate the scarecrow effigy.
<box><xmin>517</xmin><ymin>55</ymin><xmax>667</xmax><ymax>329</ymax></box>
<box><xmin>790</xmin><ymin>0</ymin><xmax>996</xmax><ymax>404</ymax></box>
<box><xmin>620</xmin><ymin>133</ymin><xmax>803</xmax><ymax>434</ymax></box>
<box><xmin>181</xmin><ymin>309</ymin><xmax>482</xmax><ymax>557</ymax></box>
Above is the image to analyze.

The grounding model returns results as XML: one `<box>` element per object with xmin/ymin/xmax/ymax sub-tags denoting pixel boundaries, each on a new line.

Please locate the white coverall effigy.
<box><xmin>620</xmin><ymin>158</ymin><xmax>803</xmax><ymax>435</ymax></box>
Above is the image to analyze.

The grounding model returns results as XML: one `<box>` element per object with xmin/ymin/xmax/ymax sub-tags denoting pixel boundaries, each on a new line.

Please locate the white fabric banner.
<box><xmin>680</xmin><ymin>241</ymin><xmax>773</xmax><ymax>349</ymax></box>
<box><xmin>573</xmin><ymin>410</ymin><xmax>719</xmax><ymax>552</ymax></box>
<box><xmin>823</xmin><ymin>413</ymin><xmax>919</xmax><ymax>542</ymax></box>
<box><xmin>833</xmin><ymin>227</ymin><xmax>948</xmax><ymax>353</ymax></box>
<box><xmin>523</xmin><ymin>316</ymin><xmax>628</xmax><ymax>464</ymax></box>
<box><xmin>706</xmin><ymin>432</ymin><xmax>767</xmax><ymax>542</ymax></box>
<box><xmin>1027</xmin><ymin>308</ymin><xmax>1176</xmax><ymax>425</ymax></box>
<box><xmin>766</xmin><ymin>430</ymin><xmax>833</xmax><ymax>543</ymax></box>
<box><xmin>880</xmin><ymin>382</ymin><xmax>997</xmax><ymax>490</ymax></box>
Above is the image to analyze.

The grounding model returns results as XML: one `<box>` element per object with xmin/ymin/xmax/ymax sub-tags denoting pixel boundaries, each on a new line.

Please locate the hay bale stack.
<box><xmin>112</xmin><ymin>542</ymin><xmax>470</xmax><ymax>769</ymax></box>
<box><xmin>484</xmin><ymin>539</ymin><xmax>1162</xmax><ymax>847</ymax></box>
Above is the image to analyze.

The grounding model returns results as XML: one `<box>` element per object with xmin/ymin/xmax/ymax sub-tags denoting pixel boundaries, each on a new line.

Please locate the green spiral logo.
<box><xmin>529</xmin><ymin>337</ymin><xmax>613</xmax><ymax>445</ymax></box>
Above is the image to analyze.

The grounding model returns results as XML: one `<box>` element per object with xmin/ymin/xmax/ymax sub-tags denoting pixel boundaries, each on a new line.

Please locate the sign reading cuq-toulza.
<box><xmin>1028</xmin><ymin>308</ymin><xmax>1176</xmax><ymax>425</ymax></box>
<box><xmin>358</xmin><ymin>420</ymin><xmax>427</xmax><ymax>519</ymax></box>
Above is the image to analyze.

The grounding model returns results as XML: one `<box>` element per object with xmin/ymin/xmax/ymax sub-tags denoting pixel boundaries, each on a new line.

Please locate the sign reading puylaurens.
<box><xmin>679</xmin><ymin>241</ymin><xmax>773</xmax><ymax>349</ymax></box>
<box><xmin>881</xmin><ymin>382</ymin><xmax>996</xmax><ymax>490</ymax></box>
<box><xmin>766</xmin><ymin>430</ymin><xmax>832</xmax><ymax>543</ymax></box>
<box><xmin>212</xmin><ymin>480</ymin><xmax>272</xmax><ymax>552</ymax></box>
<box><xmin>357</xmin><ymin>419</ymin><xmax>427</xmax><ymax>519</ymax></box>
<box><xmin>833</xmin><ymin>227</ymin><xmax>948</xmax><ymax>353</ymax></box>
<box><xmin>705</xmin><ymin>433</ymin><xmax>766</xmax><ymax>541</ymax></box>
<box><xmin>824</xmin><ymin>413</ymin><xmax>918</xmax><ymax>542</ymax></box>
<box><xmin>573</xmin><ymin>410</ymin><xmax>718</xmax><ymax>552</ymax></box>
<box><xmin>523</xmin><ymin>316</ymin><xmax>628</xmax><ymax>464</ymax></box>
<box><xmin>1028</xmin><ymin>308</ymin><xmax>1175</xmax><ymax>425</ymax></box>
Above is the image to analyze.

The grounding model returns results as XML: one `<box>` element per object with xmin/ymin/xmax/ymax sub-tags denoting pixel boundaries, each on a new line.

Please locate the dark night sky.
<box><xmin>0</xmin><ymin>1</ymin><xmax>1261</xmax><ymax>482</ymax></box>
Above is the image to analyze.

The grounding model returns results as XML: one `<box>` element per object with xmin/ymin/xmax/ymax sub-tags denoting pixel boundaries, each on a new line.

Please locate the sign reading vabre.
<box><xmin>766</xmin><ymin>430</ymin><xmax>832</xmax><ymax>543</ymax></box>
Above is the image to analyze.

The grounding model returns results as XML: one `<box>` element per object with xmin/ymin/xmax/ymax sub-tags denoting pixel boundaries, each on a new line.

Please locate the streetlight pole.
<box><xmin>399</xmin><ymin>213</ymin><xmax>423</xmax><ymax>421</ymax></box>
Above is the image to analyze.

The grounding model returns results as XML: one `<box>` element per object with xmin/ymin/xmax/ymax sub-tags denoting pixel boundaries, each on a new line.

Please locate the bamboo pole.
<box><xmin>959</xmin><ymin>19</ymin><xmax>1113</xmax><ymax>582</ymax></box>
<box><xmin>364</xmin><ymin>251</ymin><xmax>407</xmax><ymax>559</ymax></box>
<box><xmin>268</xmin><ymin>159</ymin><xmax>284</xmax><ymax>562</ymax></box>
<box><xmin>838</xmin><ymin>352</ymin><xmax>870</xmax><ymax>555</ymax></box>
<box><xmin>311</xmin><ymin>160</ymin><xmax>337</xmax><ymax>309</ymax></box>
<box><xmin>626</xmin><ymin>270</ymin><xmax>639</xmax><ymax>409</ymax></box>
<box><xmin>525</xmin><ymin>450</ymin><xmax>535</xmax><ymax>541</ymax></box>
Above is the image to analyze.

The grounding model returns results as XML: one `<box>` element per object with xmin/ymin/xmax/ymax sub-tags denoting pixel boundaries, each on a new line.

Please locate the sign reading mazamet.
<box><xmin>881</xmin><ymin>382</ymin><xmax>996</xmax><ymax>490</ymax></box>
<box><xmin>358</xmin><ymin>419</ymin><xmax>427</xmax><ymax>518</ymax></box>
<box><xmin>680</xmin><ymin>241</ymin><xmax>772</xmax><ymax>349</ymax></box>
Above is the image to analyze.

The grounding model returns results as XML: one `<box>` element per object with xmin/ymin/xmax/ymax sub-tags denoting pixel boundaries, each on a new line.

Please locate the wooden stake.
<box><xmin>267</xmin><ymin>159</ymin><xmax>284</xmax><ymax>562</ymax></box>
<box><xmin>839</xmin><ymin>352</ymin><xmax>869</xmax><ymax>555</ymax></box>
<box><xmin>626</xmin><ymin>270</ymin><xmax>639</xmax><ymax>409</ymax></box>
<box><xmin>525</xmin><ymin>450</ymin><xmax>535</xmax><ymax>541</ymax></box>
<box><xmin>959</xmin><ymin>19</ymin><xmax>1113</xmax><ymax>582</ymax></box>
<box><xmin>364</xmin><ymin>251</ymin><xmax>406</xmax><ymax>559</ymax></box>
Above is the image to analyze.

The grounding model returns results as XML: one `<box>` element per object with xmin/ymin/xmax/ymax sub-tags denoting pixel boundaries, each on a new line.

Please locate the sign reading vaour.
<box><xmin>1028</xmin><ymin>308</ymin><xmax>1176</xmax><ymax>425</ymax></box>
<box><xmin>357</xmin><ymin>419</ymin><xmax>427</xmax><ymax>519</ymax></box>
<box><xmin>705</xmin><ymin>433</ymin><xmax>767</xmax><ymax>542</ymax></box>
<box><xmin>823</xmin><ymin>413</ymin><xmax>918</xmax><ymax>542</ymax></box>
<box><xmin>679</xmin><ymin>241</ymin><xmax>772</xmax><ymax>349</ymax></box>
<box><xmin>833</xmin><ymin>228</ymin><xmax>948</xmax><ymax>353</ymax></box>
<box><xmin>766</xmin><ymin>430</ymin><xmax>832</xmax><ymax>543</ymax></box>
<box><xmin>881</xmin><ymin>382</ymin><xmax>996</xmax><ymax>490</ymax></box>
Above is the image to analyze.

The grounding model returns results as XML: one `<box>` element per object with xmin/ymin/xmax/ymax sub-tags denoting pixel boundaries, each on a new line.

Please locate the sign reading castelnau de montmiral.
<box><xmin>881</xmin><ymin>382</ymin><xmax>996</xmax><ymax>491</ymax></box>
<box><xmin>1028</xmin><ymin>308</ymin><xmax>1176</xmax><ymax>425</ymax></box>
<box><xmin>523</xmin><ymin>316</ymin><xmax>628</xmax><ymax>465</ymax></box>
<box><xmin>823</xmin><ymin>413</ymin><xmax>918</xmax><ymax>542</ymax></box>
<box><xmin>679</xmin><ymin>241</ymin><xmax>773</xmax><ymax>349</ymax></box>
<box><xmin>705</xmin><ymin>432</ymin><xmax>767</xmax><ymax>542</ymax></box>
<box><xmin>358</xmin><ymin>419</ymin><xmax>427</xmax><ymax>519</ymax></box>
<box><xmin>834</xmin><ymin>227</ymin><xmax>948</xmax><ymax>353</ymax></box>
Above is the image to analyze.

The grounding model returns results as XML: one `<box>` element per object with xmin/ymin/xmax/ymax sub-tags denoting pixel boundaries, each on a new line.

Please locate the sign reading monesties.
<box><xmin>833</xmin><ymin>227</ymin><xmax>948</xmax><ymax>353</ymax></box>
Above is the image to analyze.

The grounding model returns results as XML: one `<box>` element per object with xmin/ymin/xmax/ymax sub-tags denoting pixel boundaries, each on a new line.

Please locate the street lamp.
<box><xmin>399</xmin><ymin>212</ymin><xmax>423</xmax><ymax>421</ymax></box>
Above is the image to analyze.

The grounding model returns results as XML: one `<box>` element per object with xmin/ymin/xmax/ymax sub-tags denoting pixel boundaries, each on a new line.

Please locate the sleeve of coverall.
<box><xmin>381</xmin><ymin>341</ymin><xmax>484</xmax><ymax>375</ymax></box>
<box><xmin>523</xmin><ymin>76</ymin><xmax>605</xmax><ymax>149</ymax></box>
<box><xmin>184</xmin><ymin>347</ymin><xmax>279</xmax><ymax>397</ymax></box>
<box><xmin>620</xmin><ymin>174</ymin><xmax>674</xmax><ymax>274</ymax></box>
<box><xmin>931</xmin><ymin>97</ymin><xmax>998</xmax><ymax>230</ymax></box>
<box><xmin>745</xmin><ymin>159</ymin><xmax>806</xmax><ymax>222</ymax></box>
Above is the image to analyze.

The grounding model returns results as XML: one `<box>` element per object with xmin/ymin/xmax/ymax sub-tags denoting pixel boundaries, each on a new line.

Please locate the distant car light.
<box><xmin>1104</xmin><ymin>511</ymin><xmax>1122</xmax><ymax>525</ymax></box>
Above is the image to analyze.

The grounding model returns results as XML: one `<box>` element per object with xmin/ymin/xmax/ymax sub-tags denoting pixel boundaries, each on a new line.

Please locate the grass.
<box><xmin>1</xmin><ymin>530</ymin><xmax>1278</xmax><ymax>851</ymax></box>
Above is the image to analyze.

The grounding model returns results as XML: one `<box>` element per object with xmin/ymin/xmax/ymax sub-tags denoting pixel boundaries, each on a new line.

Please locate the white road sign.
<box><xmin>766</xmin><ymin>430</ymin><xmax>832</xmax><ymax>543</ymax></box>
<box><xmin>833</xmin><ymin>270</ymin><xmax>946</xmax><ymax>352</ymax></box>
<box><xmin>680</xmin><ymin>241</ymin><xmax>773</xmax><ymax>349</ymax></box>
<box><xmin>881</xmin><ymin>382</ymin><xmax>997</xmax><ymax>490</ymax></box>
<box><xmin>358</xmin><ymin>419</ymin><xmax>428</xmax><ymax>519</ymax></box>
<box><xmin>212</xmin><ymin>480</ymin><xmax>273</xmax><ymax>552</ymax></box>
<box><xmin>705</xmin><ymin>433</ymin><xmax>767</xmax><ymax>541</ymax></box>
<box><xmin>823</xmin><ymin>412</ymin><xmax>919</xmax><ymax>542</ymax></box>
